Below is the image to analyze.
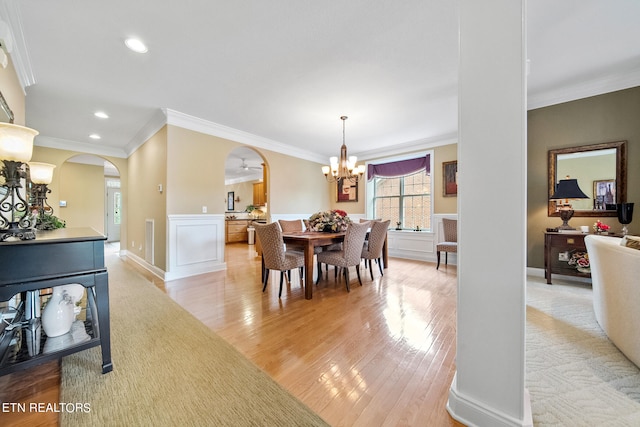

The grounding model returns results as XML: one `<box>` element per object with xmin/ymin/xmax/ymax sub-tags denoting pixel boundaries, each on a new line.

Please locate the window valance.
<box><xmin>367</xmin><ymin>154</ymin><xmax>430</xmax><ymax>181</ymax></box>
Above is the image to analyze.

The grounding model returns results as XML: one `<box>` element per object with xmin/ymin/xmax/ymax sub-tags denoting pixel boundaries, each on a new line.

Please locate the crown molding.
<box><xmin>163</xmin><ymin>108</ymin><xmax>327</xmax><ymax>164</ymax></box>
<box><xmin>528</xmin><ymin>68</ymin><xmax>640</xmax><ymax>110</ymax></box>
<box><xmin>355</xmin><ymin>132</ymin><xmax>458</xmax><ymax>161</ymax></box>
<box><xmin>0</xmin><ymin>0</ymin><xmax>36</xmax><ymax>92</ymax></box>
<box><xmin>35</xmin><ymin>135</ymin><xmax>127</xmax><ymax>159</ymax></box>
<box><xmin>124</xmin><ymin>108</ymin><xmax>168</xmax><ymax>156</ymax></box>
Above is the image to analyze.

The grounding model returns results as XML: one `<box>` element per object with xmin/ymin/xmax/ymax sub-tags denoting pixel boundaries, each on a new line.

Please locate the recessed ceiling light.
<box><xmin>125</xmin><ymin>38</ymin><xmax>148</xmax><ymax>53</ymax></box>
<box><xmin>94</xmin><ymin>111</ymin><xmax>109</xmax><ymax>119</ymax></box>
<box><xmin>89</xmin><ymin>134</ymin><xmax>101</xmax><ymax>140</ymax></box>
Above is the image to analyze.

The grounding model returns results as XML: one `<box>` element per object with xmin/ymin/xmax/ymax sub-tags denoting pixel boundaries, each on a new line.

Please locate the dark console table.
<box><xmin>544</xmin><ymin>231</ymin><xmax>591</xmax><ymax>284</ymax></box>
<box><xmin>0</xmin><ymin>227</ymin><xmax>112</xmax><ymax>375</ymax></box>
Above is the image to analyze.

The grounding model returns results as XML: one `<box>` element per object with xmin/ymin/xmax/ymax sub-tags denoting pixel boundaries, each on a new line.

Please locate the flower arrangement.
<box><xmin>308</xmin><ymin>209</ymin><xmax>352</xmax><ymax>232</ymax></box>
<box><xmin>568</xmin><ymin>251</ymin><xmax>590</xmax><ymax>273</ymax></box>
<box><xmin>593</xmin><ymin>220</ymin><xmax>610</xmax><ymax>233</ymax></box>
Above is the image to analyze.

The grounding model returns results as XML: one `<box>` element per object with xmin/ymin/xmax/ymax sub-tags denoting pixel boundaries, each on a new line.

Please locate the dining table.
<box><xmin>281</xmin><ymin>230</ymin><xmax>388</xmax><ymax>300</ymax></box>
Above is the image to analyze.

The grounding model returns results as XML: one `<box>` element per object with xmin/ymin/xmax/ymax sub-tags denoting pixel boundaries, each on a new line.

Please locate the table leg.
<box><xmin>304</xmin><ymin>243</ymin><xmax>314</xmax><ymax>300</ymax></box>
<box><xmin>94</xmin><ymin>271</ymin><xmax>113</xmax><ymax>373</ymax></box>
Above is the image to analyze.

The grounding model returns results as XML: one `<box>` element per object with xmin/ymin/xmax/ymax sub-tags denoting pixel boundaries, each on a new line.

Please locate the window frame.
<box><xmin>365</xmin><ymin>151</ymin><xmax>434</xmax><ymax>231</ymax></box>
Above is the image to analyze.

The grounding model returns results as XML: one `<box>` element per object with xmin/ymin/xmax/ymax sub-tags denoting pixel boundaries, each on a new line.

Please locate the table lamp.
<box><xmin>550</xmin><ymin>176</ymin><xmax>589</xmax><ymax>230</ymax></box>
<box><xmin>0</xmin><ymin>123</ymin><xmax>40</xmax><ymax>240</ymax></box>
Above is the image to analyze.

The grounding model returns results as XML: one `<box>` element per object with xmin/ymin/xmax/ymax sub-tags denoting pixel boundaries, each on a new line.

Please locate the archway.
<box><xmin>60</xmin><ymin>155</ymin><xmax>121</xmax><ymax>242</ymax></box>
<box><xmin>224</xmin><ymin>147</ymin><xmax>268</xmax><ymax>218</ymax></box>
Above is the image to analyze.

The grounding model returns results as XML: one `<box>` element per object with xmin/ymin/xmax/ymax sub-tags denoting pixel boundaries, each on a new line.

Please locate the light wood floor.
<box><xmin>1</xmin><ymin>242</ymin><xmax>462</xmax><ymax>427</ymax></box>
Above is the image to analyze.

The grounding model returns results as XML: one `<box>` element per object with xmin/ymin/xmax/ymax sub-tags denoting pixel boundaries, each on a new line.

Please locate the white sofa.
<box><xmin>584</xmin><ymin>235</ymin><xmax>640</xmax><ymax>367</ymax></box>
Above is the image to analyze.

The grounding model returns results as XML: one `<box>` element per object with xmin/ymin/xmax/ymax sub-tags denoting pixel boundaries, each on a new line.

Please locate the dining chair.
<box><xmin>316</xmin><ymin>222</ymin><xmax>369</xmax><ymax>291</ymax></box>
<box><xmin>436</xmin><ymin>218</ymin><xmax>457</xmax><ymax>269</ymax></box>
<box><xmin>361</xmin><ymin>220</ymin><xmax>390</xmax><ymax>280</ymax></box>
<box><xmin>254</xmin><ymin>222</ymin><xmax>305</xmax><ymax>298</ymax></box>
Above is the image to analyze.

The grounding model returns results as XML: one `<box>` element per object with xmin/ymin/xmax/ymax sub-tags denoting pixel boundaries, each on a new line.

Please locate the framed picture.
<box><xmin>337</xmin><ymin>179</ymin><xmax>358</xmax><ymax>202</ymax></box>
<box><xmin>593</xmin><ymin>179</ymin><xmax>615</xmax><ymax>209</ymax></box>
<box><xmin>443</xmin><ymin>161</ymin><xmax>458</xmax><ymax>197</ymax></box>
<box><xmin>227</xmin><ymin>191</ymin><xmax>235</xmax><ymax>211</ymax></box>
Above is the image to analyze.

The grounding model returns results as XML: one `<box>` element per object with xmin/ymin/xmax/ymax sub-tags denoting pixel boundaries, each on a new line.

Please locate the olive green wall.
<box><xmin>527</xmin><ymin>86</ymin><xmax>640</xmax><ymax>268</ymax></box>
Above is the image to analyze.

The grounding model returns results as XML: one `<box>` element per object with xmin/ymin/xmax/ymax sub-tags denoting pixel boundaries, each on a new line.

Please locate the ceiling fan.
<box><xmin>239</xmin><ymin>158</ymin><xmax>262</xmax><ymax>171</ymax></box>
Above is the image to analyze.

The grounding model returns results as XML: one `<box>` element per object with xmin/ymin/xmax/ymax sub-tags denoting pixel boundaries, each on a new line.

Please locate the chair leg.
<box><xmin>436</xmin><ymin>251</ymin><xmax>441</xmax><ymax>269</ymax></box>
<box><xmin>368</xmin><ymin>259</ymin><xmax>374</xmax><ymax>280</ymax></box>
<box><xmin>378</xmin><ymin>257</ymin><xmax>384</xmax><ymax>276</ymax></box>
<box><xmin>445</xmin><ymin>252</ymin><xmax>448</xmax><ymax>266</ymax></box>
<box><xmin>316</xmin><ymin>262</ymin><xmax>322</xmax><ymax>285</ymax></box>
<box><xmin>261</xmin><ymin>256</ymin><xmax>265</xmax><ymax>281</ymax></box>
<box><xmin>279</xmin><ymin>271</ymin><xmax>285</xmax><ymax>298</ymax></box>
<box><xmin>356</xmin><ymin>265</ymin><xmax>363</xmax><ymax>286</ymax></box>
<box><xmin>262</xmin><ymin>269</ymin><xmax>270</xmax><ymax>292</ymax></box>
<box><xmin>299</xmin><ymin>267</ymin><xmax>304</xmax><ymax>287</ymax></box>
<box><xmin>344</xmin><ymin>267</ymin><xmax>350</xmax><ymax>292</ymax></box>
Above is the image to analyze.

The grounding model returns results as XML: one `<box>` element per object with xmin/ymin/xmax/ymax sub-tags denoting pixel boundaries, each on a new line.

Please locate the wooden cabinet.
<box><xmin>544</xmin><ymin>232</ymin><xmax>590</xmax><ymax>284</ymax></box>
<box><xmin>226</xmin><ymin>220</ymin><xmax>250</xmax><ymax>243</ymax></box>
<box><xmin>253</xmin><ymin>182</ymin><xmax>266</xmax><ymax>206</ymax></box>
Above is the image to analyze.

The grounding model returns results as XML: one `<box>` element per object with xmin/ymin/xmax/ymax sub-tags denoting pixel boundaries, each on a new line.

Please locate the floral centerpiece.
<box><xmin>593</xmin><ymin>220</ymin><xmax>610</xmax><ymax>234</ymax></box>
<box><xmin>308</xmin><ymin>209</ymin><xmax>352</xmax><ymax>232</ymax></box>
<box><xmin>568</xmin><ymin>251</ymin><xmax>590</xmax><ymax>273</ymax></box>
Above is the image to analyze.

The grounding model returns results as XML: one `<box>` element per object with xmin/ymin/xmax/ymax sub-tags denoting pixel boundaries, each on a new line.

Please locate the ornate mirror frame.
<box><xmin>548</xmin><ymin>140</ymin><xmax>627</xmax><ymax>217</ymax></box>
<box><xmin>0</xmin><ymin>90</ymin><xmax>14</xmax><ymax>124</ymax></box>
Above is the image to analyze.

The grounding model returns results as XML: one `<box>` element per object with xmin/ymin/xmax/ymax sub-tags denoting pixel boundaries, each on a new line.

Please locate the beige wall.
<box><xmin>30</xmin><ymin>146</ymin><xmax>129</xmax><ymax>244</ymax></box>
<box><xmin>433</xmin><ymin>143</ymin><xmax>458</xmax><ymax>214</ymax></box>
<box><xmin>0</xmin><ymin>56</ymin><xmax>26</xmax><ymax>126</ymax></box>
<box><xmin>224</xmin><ymin>180</ymin><xmax>256</xmax><ymax>212</ymax></box>
<box><xmin>128</xmin><ymin>126</ymin><xmax>167</xmax><ymax>269</ymax></box>
<box><xmin>58</xmin><ymin>162</ymin><xmax>105</xmax><ymax>232</ymax></box>
<box><xmin>527</xmin><ymin>86</ymin><xmax>640</xmax><ymax>268</ymax></box>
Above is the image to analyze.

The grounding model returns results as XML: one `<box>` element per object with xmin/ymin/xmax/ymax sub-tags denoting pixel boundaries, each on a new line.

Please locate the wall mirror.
<box><xmin>548</xmin><ymin>140</ymin><xmax>627</xmax><ymax>217</ymax></box>
<box><xmin>0</xmin><ymin>91</ymin><xmax>14</xmax><ymax>123</ymax></box>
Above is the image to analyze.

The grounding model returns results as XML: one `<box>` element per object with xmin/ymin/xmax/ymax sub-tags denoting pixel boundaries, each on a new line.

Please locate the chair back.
<box><xmin>278</xmin><ymin>219</ymin><xmax>303</xmax><ymax>232</ymax></box>
<box><xmin>359</xmin><ymin>218</ymin><xmax>381</xmax><ymax>223</ymax></box>
<box><xmin>342</xmin><ymin>222</ymin><xmax>370</xmax><ymax>266</ymax></box>
<box><xmin>254</xmin><ymin>222</ymin><xmax>286</xmax><ymax>270</ymax></box>
<box><xmin>366</xmin><ymin>220</ymin><xmax>390</xmax><ymax>257</ymax></box>
<box><xmin>442</xmin><ymin>218</ymin><xmax>457</xmax><ymax>243</ymax></box>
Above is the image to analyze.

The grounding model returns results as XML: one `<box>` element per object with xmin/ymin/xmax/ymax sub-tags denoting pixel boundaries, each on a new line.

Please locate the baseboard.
<box><xmin>526</xmin><ymin>267</ymin><xmax>592</xmax><ymax>284</ymax></box>
<box><xmin>447</xmin><ymin>373</ymin><xmax>533</xmax><ymax>427</ymax></box>
<box><xmin>124</xmin><ymin>251</ymin><xmax>167</xmax><ymax>281</ymax></box>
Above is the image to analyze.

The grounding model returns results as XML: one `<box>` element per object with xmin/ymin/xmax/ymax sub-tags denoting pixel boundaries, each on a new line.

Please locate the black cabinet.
<box><xmin>0</xmin><ymin>228</ymin><xmax>112</xmax><ymax>375</ymax></box>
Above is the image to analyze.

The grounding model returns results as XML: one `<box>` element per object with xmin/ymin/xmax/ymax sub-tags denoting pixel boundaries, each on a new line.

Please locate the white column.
<box><xmin>447</xmin><ymin>1</ymin><xmax>532</xmax><ymax>426</ymax></box>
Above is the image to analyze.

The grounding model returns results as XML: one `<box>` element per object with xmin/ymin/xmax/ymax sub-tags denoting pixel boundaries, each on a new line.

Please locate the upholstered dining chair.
<box><xmin>316</xmin><ymin>222</ymin><xmax>370</xmax><ymax>291</ymax></box>
<box><xmin>361</xmin><ymin>220</ymin><xmax>390</xmax><ymax>280</ymax></box>
<box><xmin>254</xmin><ymin>222</ymin><xmax>305</xmax><ymax>298</ymax></box>
<box><xmin>436</xmin><ymin>218</ymin><xmax>457</xmax><ymax>269</ymax></box>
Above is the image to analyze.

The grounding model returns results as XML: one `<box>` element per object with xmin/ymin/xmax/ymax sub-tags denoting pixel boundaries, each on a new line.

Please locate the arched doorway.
<box><xmin>224</xmin><ymin>147</ymin><xmax>268</xmax><ymax>218</ymax></box>
<box><xmin>61</xmin><ymin>155</ymin><xmax>121</xmax><ymax>242</ymax></box>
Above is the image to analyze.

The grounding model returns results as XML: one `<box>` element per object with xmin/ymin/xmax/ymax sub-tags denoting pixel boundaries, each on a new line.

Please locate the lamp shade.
<box><xmin>0</xmin><ymin>123</ymin><xmax>39</xmax><ymax>162</ymax></box>
<box><xmin>550</xmin><ymin>178</ymin><xmax>588</xmax><ymax>200</ymax></box>
<box><xmin>29</xmin><ymin>162</ymin><xmax>56</xmax><ymax>184</ymax></box>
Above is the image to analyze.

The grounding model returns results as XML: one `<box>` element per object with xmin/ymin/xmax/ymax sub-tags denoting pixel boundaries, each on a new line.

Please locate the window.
<box><xmin>372</xmin><ymin>171</ymin><xmax>431</xmax><ymax>230</ymax></box>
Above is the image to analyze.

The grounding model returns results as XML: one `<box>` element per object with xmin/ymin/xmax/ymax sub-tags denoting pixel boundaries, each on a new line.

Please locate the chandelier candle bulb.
<box><xmin>321</xmin><ymin>116</ymin><xmax>365</xmax><ymax>184</ymax></box>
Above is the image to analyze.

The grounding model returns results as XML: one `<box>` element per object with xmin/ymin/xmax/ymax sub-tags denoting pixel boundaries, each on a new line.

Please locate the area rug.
<box><xmin>526</xmin><ymin>277</ymin><xmax>640</xmax><ymax>426</ymax></box>
<box><xmin>60</xmin><ymin>252</ymin><xmax>328</xmax><ymax>426</ymax></box>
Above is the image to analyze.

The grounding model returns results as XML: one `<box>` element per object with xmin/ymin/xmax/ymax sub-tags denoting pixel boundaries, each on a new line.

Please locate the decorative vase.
<box><xmin>616</xmin><ymin>203</ymin><xmax>634</xmax><ymax>236</ymax></box>
<box><xmin>41</xmin><ymin>286</ymin><xmax>75</xmax><ymax>337</ymax></box>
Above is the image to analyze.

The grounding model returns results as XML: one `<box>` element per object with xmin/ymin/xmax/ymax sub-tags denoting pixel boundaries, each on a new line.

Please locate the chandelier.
<box><xmin>321</xmin><ymin>116</ymin><xmax>365</xmax><ymax>183</ymax></box>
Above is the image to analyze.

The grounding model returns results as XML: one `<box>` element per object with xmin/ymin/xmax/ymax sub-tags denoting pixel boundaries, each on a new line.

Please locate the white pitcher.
<box><xmin>41</xmin><ymin>286</ymin><xmax>75</xmax><ymax>337</ymax></box>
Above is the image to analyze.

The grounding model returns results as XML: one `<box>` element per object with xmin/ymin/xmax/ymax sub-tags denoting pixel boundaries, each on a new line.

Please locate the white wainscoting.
<box><xmin>166</xmin><ymin>214</ymin><xmax>226</xmax><ymax>281</ymax></box>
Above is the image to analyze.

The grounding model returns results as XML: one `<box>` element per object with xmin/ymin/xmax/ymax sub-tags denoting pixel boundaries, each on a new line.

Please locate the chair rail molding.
<box><xmin>167</xmin><ymin>214</ymin><xmax>226</xmax><ymax>281</ymax></box>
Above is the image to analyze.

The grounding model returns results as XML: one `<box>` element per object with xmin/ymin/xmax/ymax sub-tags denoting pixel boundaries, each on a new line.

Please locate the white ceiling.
<box><xmin>3</xmin><ymin>0</ymin><xmax>640</xmax><ymax>166</ymax></box>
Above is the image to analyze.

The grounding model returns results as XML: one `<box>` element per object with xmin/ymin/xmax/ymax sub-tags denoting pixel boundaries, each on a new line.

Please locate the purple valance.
<box><xmin>367</xmin><ymin>154</ymin><xmax>430</xmax><ymax>181</ymax></box>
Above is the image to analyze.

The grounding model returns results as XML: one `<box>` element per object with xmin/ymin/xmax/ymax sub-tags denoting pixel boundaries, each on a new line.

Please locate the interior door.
<box><xmin>106</xmin><ymin>186</ymin><xmax>121</xmax><ymax>242</ymax></box>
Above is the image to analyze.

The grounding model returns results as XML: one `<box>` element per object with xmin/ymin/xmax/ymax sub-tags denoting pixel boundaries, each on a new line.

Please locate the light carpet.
<box><xmin>60</xmin><ymin>252</ymin><xmax>329</xmax><ymax>426</ymax></box>
<box><xmin>527</xmin><ymin>276</ymin><xmax>640</xmax><ymax>426</ymax></box>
